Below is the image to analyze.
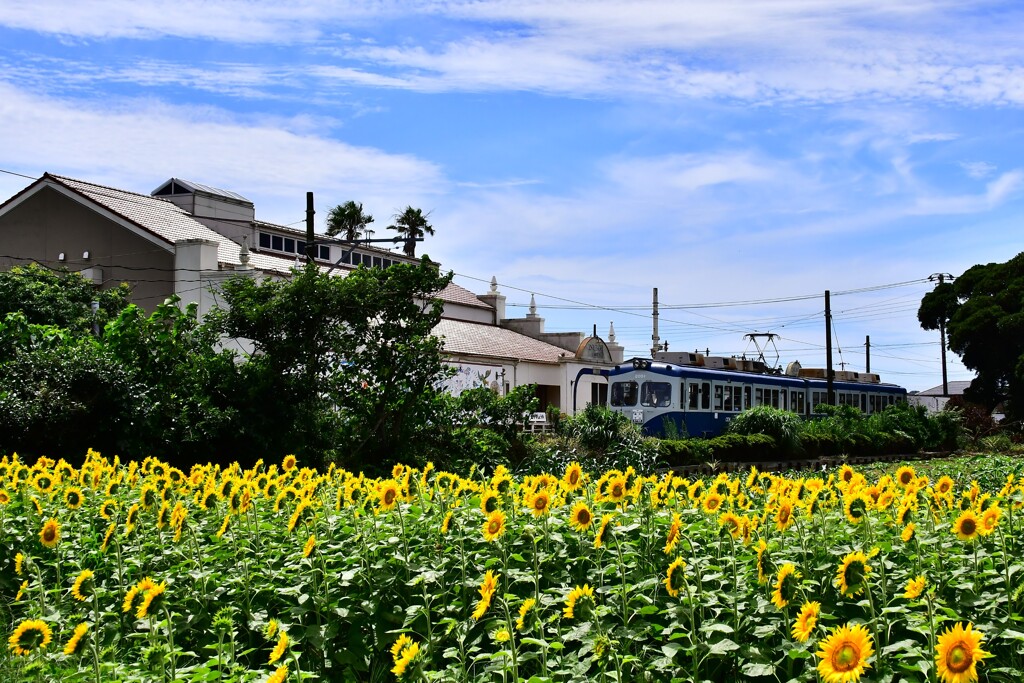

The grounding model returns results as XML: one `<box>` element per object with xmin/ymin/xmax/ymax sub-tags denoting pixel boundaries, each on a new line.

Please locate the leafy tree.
<box><xmin>388</xmin><ymin>206</ymin><xmax>434</xmax><ymax>258</ymax></box>
<box><xmin>0</xmin><ymin>263</ymin><xmax>131</xmax><ymax>334</ymax></box>
<box><xmin>208</xmin><ymin>260</ymin><xmax>454</xmax><ymax>471</ymax></box>
<box><xmin>918</xmin><ymin>252</ymin><xmax>1024</xmax><ymax>419</ymax></box>
<box><xmin>325</xmin><ymin>200</ymin><xmax>374</xmax><ymax>241</ymax></box>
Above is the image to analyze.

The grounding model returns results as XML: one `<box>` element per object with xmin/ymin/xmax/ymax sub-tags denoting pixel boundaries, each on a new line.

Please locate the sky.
<box><xmin>1</xmin><ymin>1</ymin><xmax>1023</xmax><ymax>391</ymax></box>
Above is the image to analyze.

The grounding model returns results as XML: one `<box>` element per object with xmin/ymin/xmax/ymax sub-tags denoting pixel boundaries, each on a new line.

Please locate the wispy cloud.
<box><xmin>960</xmin><ymin>160</ymin><xmax>996</xmax><ymax>179</ymax></box>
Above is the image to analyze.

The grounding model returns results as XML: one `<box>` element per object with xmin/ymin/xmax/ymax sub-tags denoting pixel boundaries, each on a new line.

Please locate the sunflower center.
<box><xmin>384</xmin><ymin>489</ymin><xmax>396</xmax><ymax>505</ymax></box>
<box><xmin>946</xmin><ymin>643</ymin><xmax>972</xmax><ymax>673</ymax></box>
<box><xmin>569</xmin><ymin>471</ymin><xmax>580</xmax><ymax>486</ymax></box>
<box><xmin>611</xmin><ymin>483</ymin><xmax>624</xmax><ymax>498</ymax></box>
<box><xmin>534</xmin><ymin>496</ymin><xmax>547</xmax><ymax>511</ymax></box>
<box><xmin>577</xmin><ymin>510</ymin><xmax>591</xmax><ymax>525</ymax></box>
<box><xmin>43</xmin><ymin>528</ymin><xmax>56</xmax><ymax>542</ymax></box>
<box><xmin>960</xmin><ymin>519</ymin><xmax>977</xmax><ymax>536</ymax></box>
<box><xmin>488</xmin><ymin>520</ymin><xmax>500</xmax><ymax>534</ymax></box>
<box><xmin>832</xmin><ymin>642</ymin><xmax>860</xmax><ymax>671</ymax></box>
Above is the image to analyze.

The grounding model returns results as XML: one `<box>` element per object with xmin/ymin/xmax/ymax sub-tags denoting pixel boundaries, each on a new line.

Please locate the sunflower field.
<box><xmin>2</xmin><ymin>451</ymin><xmax>1023</xmax><ymax>683</ymax></box>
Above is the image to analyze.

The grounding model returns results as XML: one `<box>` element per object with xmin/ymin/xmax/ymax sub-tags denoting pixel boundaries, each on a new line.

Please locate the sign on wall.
<box><xmin>442</xmin><ymin>363</ymin><xmax>504</xmax><ymax>396</ymax></box>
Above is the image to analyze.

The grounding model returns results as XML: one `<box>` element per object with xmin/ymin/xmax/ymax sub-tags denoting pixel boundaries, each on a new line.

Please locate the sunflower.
<box><xmin>770</xmin><ymin>499</ymin><xmax>793</xmax><ymax>531</ymax></box>
<box><xmin>471</xmin><ymin>570</ymin><xmax>499</xmax><ymax>620</ymax></box>
<box><xmin>772</xmin><ymin>563</ymin><xmax>802</xmax><ymax>609</ymax></box>
<box><xmin>32</xmin><ymin>472</ymin><xmax>54</xmax><ymax>494</ymax></box>
<box><xmin>979</xmin><ymin>505</ymin><xmax>1001</xmax><ymax>536</ymax></box>
<box><xmin>267</xmin><ymin>665</ymin><xmax>289</xmax><ymax>683</ymax></box>
<box><xmin>14</xmin><ymin>551</ymin><xmax>24</xmax><ymax>575</ymax></box>
<box><xmin>594</xmin><ymin>513</ymin><xmax>614</xmax><ymax>549</ymax></box>
<box><xmin>63</xmin><ymin>622</ymin><xmax>89</xmax><ymax>656</ymax></box>
<box><xmin>516</xmin><ymin>598</ymin><xmax>536</xmax><ymax>630</ymax></box>
<box><xmin>562</xmin><ymin>462</ymin><xmax>584</xmax><ymax>492</ymax></box>
<box><xmin>377</xmin><ymin>480</ymin><xmax>401</xmax><ymax>512</ymax></box>
<box><xmin>63</xmin><ymin>486</ymin><xmax>84</xmax><ymax>509</ymax></box>
<box><xmin>934</xmin><ymin>475</ymin><xmax>955</xmax><ymax>496</ymax></box>
<box><xmin>718</xmin><ymin>511</ymin><xmax>743</xmax><ymax>539</ymax></box>
<box><xmin>606</xmin><ymin>475</ymin><xmax>628</xmax><ymax>503</ymax></box>
<box><xmin>479</xmin><ymin>489</ymin><xmax>501</xmax><ymax>515</ymax></box>
<box><xmin>269</xmin><ymin>629</ymin><xmax>289</xmax><ymax>664</ymax></box>
<box><xmin>440</xmin><ymin>510</ymin><xmax>454</xmax><ymax>534</ymax></box>
<box><xmin>702</xmin><ymin>492</ymin><xmax>725</xmax><ymax>515</ymax></box>
<box><xmin>664</xmin><ymin>513</ymin><xmax>682</xmax><ymax>553</ymax></box>
<box><xmin>39</xmin><ymin>518</ymin><xmax>60</xmax><ymax>548</ymax></box>
<box><xmin>563</xmin><ymin>584</ymin><xmax>594</xmax><ymax>620</ymax></box>
<box><xmin>952</xmin><ymin>509</ymin><xmax>981</xmax><ymax>542</ymax></box>
<box><xmin>482</xmin><ymin>509</ymin><xmax>506</xmax><ymax>542</ymax></box>
<box><xmin>391</xmin><ymin>640</ymin><xmax>419</xmax><ymax>677</ymax></box>
<box><xmin>0</xmin><ymin>489</ymin><xmax>10</xmax><ymax>505</ymax></box>
<box><xmin>8</xmin><ymin>618</ymin><xmax>52</xmax><ymax>656</ymax></box>
<box><xmin>303</xmin><ymin>534</ymin><xmax>316</xmax><ymax>558</ymax></box>
<box><xmin>935</xmin><ymin>622</ymin><xmax>991</xmax><ymax>683</ymax></box>
<box><xmin>71</xmin><ymin>569</ymin><xmax>94</xmax><ymax>602</ymax></box>
<box><xmin>901</xmin><ymin>522</ymin><xmax>916</xmax><ymax>543</ymax></box>
<box><xmin>816</xmin><ymin>623</ymin><xmax>874</xmax><ymax>683</ymax></box>
<box><xmin>836</xmin><ymin>551</ymin><xmax>871</xmax><ymax>598</ymax></box>
<box><xmin>838</xmin><ymin>465</ymin><xmax>856</xmax><ymax>486</ymax></box>
<box><xmin>390</xmin><ymin>633</ymin><xmax>413</xmax><ymax>660</ymax></box>
<box><xmin>792</xmin><ymin>601</ymin><xmax>820</xmax><ymax>642</ymax></box>
<box><xmin>844</xmin><ymin>494</ymin><xmax>869</xmax><ymax>525</ymax></box>
<box><xmin>217</xmin><ymin>514</ymin><xmax>231</xmax><ymax>539</ymax></box>
<box><xmin>136</xmin><ymin>581</ymin><xmax>166</xmax><ymax>619</ymax></box>
<box><xmin>526</xmin><ymin>489</ymin><xmax>552</xmax><ymax>517</ymax></box>
<box><xmin>895</xmin><ymin>465</ymin><xmax>917</xmax><ymax>489</ymax></box>
<box><xmin>569</xmin><ymin>501</ymin><xmax>595</xmax><ymax>532</ymax></box>
<box><xmin>125</xmin><ymin>502</ymin><xmax>140</xmax><ymax>534</ymax></box>
<box><xmin>15</xmin><ymin>580</ymin><xmax>28</xmax><ymax>601</ymax></box>
<box><xmin>756</xmin><ymin>540</ymin><xmax>774</xmax><ymax>585</ymax></box>
<box><xmin>904</xmin><ymin>575</ymin><xmax>926</xmax><ymax>600</ymax></box>
<box><xmin>282</xmin><ymin>455</ymin><xmax>297</xmax><ymax>472</ymax></box>
<box><xmin>664</xmin><ymin>557</ymin><xmax>687</xmax><ymax>598</ymax></box>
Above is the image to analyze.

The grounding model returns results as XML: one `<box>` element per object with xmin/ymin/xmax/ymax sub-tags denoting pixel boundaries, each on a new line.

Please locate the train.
<box><xmin>576</xmin><ymin>351</ymin><xmax>907</xmax><ymax>439</ymax></box>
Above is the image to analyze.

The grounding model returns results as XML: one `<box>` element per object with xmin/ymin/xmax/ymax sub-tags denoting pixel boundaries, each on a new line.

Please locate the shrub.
<box><xmin>726</xmin><ymin>406</ymin><xmax>803</xmax><ymax>455</ymax></box>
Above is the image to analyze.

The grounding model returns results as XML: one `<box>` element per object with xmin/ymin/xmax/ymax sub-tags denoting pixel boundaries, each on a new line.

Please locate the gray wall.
<box><xmin>0</xmin><ymin>187</ymin><xmax>175</xmax><ymax>311</ymax></box>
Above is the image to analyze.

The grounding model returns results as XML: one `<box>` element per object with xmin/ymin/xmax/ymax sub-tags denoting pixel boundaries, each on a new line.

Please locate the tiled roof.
<box><xmin>437</xmin><ymin>281</ymin><xmax>493</xmax><ymax>309</ymax></box>
<box><xmin>433</xmin><ymin>318</ymin><xmax>568</xmax><ymax>364</ymax></box>
<box><xmin>915</xmin><ymin>380</ymin><xmax>972</xmax><ymax>396</ymax></box>
<box><xmin>47</xmin><ymin>175</ymin><xmax>298</xmax><ymax>275</ymax></box>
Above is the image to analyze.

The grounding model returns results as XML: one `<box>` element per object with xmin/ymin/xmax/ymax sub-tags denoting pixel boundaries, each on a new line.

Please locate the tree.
<box><xmin>918</xmin><ymin>252</ymin><xmax>1024</xmax><ymax>420</ymax></box>
<box><xmin>208</xmin><ymin>259</ymin><xmax>454</xmax><ymax>471</ymax></box>
<box><xmin>0</xmin><ymin>263</ymin><xmax>131</xmax><ymax>334</ymax></box>
<box><xmin>325</xmin><ymin>200</ymin><xmax>374</xmax><ymax>241</ymax></box>
<box><xmin>388</xmin><ymin>206</ymin><xmax>434</xmax><ymax>258</ymax></box>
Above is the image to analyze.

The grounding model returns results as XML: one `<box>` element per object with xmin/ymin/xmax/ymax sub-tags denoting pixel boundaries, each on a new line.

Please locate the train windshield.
<box><xmin>640</xmin><ymin>382</ymin><xmax>672</xmax><ymax>408</ymax></box>
<box><xmin>610</xmin><ymin>381</ymin><xmax>638</xmax><ymax>406</ymax></box>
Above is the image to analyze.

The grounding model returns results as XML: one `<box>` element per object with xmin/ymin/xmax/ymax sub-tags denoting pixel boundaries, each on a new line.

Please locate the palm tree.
<box><xmin>388</xmin><ymin>206</ymin><xmax>434</xmax><ymax>257</ymax></box>
<box><xmin>326</xmin><ymin>201</ymin><xmax>374</xmax><ymax>241</ymax></box>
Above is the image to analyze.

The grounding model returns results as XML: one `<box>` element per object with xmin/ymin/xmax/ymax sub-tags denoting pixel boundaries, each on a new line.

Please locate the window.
<box><xmin>755</xmin><ymin>388</ymin><xmax>764</xmax><ymax>407</ymax></box>
<box><xmin>861</xmin><ymin>394</ymin><xmax>867</xmax><ymax>412</ymax></box>
<box><xmin>701</xmin><ymin>382</ymin><xmax>710</xmax><ymax>410</ymax></box>
<box><xmin>383</xmin><ymin>259</ymin><xmax>392</xmax><ymax>268</ymax></box>
<box><xmin>319</xmin><ymin>245</ymin><xmax>331</xmax><ymax>260</ymax></box>
<box><xmin>744</xmin><ymin>386</ymin><xmax>751</xmax><ymax>410</ymax></box>
<box><xmin>340</xmin><ymin>251</ymin><xmax>351</xmax><ymax>264</ymax></box>
<box><xmin>792</xmin><ymin>391</ymin><xmax>805</xmax><ymax>414</ymax></box>
<box><xmin>373</xmin><ymin>257</ymin><xmax>382</xmax><ymax>268</ymax></box>
<box><xmin>722</xmin><ymin>385</ymin><xmax>741</xmax><ymax>411</ymax></box>
<box><xmin>284</xmin><ymin>238</ymin><xmax>295</xmax><ymax>253</ymax></box>
<box><xmin>271</xmin><ymin>235</ymin><xmax>283</xmax><ymax>251</ymax></box>
<box><xmin>610</xmin><ymin>381</ymin><xmax>638</xmax><ymax>407</ymax></box>
<box><xmin>259</xmin><ymin>232</ymin><xmax>271</xmax><ymax>249</ymax></box>
<box><xmin>714</xmin><ymin>385</ymin><xmax>724</xmax><ymax>411</ymax></box>
<box><xmin>688</xmin><ymin>383</ymin><xmax>699</xmax><ymax>410</ymax></box>
<box><xmin>296</xmin><ymin>240</ymin><xmax>306</xmax><ymax>254</ymax></box>
<box><xmin>641</xmin><ymin>381</ymin><xmax>672</xmax><ymax>407</ymax></box>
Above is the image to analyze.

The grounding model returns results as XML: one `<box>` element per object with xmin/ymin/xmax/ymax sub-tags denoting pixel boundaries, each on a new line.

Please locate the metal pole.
<box><xmin>825</xmin><ymin>290</ymin><xmax>834</xmax><ymax>405</ymax></box>
<box><xmin>938</xmin><ymin>274</ymin><xmax>949</xmax><ymax>396</ymax></box>
<box><xmin>651</xmin><ymin>287</ymin><xmax>660</xmax><ymax>358</ymax></box>
<box><xmin>865</xmin><ymin>335</ymin><xmax>870</xmax><ymax>373</ymax></box>
<box><xmin>305</xmin><ymin>192</ymin><xmax>315</xmax><ymax>262</ymax></box>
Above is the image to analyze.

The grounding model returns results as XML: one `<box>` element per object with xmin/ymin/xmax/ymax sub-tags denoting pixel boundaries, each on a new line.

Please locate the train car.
<box><xmin>587</xmin><ymin>356</ymin><xmax>907</xmax><ymax>439</ymax></box>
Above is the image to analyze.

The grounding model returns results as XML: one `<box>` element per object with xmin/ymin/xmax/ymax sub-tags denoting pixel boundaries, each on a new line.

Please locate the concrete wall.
<box><xmin>0</xmin><ymin>187</ymin><xmax>175</xmax><ymax>310</ymax></box>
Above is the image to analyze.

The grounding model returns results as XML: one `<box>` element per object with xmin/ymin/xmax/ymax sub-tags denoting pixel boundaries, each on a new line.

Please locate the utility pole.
<box><xmin>825</xmin><ymin>290</ymin><xmax>834</xmax><ymax>405</ymax></box>
<box><xmin>305</xmin><ymin>192</ymin><xmax>316</xmax><ymax>262</ymax></box>
<box><xmin>864</xmin><ymin>335</ymin><xmax>870</xmax><ymax>373</ymax></box>
<box><xmin>928</xmin><ymin>273</ymin><xmax>954</xmax><ymax>396</ymax></box>
<box><xmin>651</xmin><ymin>287</ymin><xmax>661</xmax><ymax>358</ymax></box>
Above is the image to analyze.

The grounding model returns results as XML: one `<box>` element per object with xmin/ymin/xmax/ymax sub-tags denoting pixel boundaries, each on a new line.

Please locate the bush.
<box><xmin>726</xmin><ymin>406</ymin><xmax>802</xmax><ymax>455</ymax></box>
<box><xmin>706</xmin><ymin>433</ymin><xmax>779</xmax><ymax>462</ymax></box>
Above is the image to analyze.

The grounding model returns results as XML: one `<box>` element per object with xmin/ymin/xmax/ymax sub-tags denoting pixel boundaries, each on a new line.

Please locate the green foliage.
<box><xmin>388</xmin><ymin>206</ymin><xmax>434</xmax><ymax>258</ymax></box>
<box><xmin>0</xmin><ymin>263</ymin><xmax>130</xmax><ymax>334</ymax></box>
<box><xmin>325</xmin><ymin>200</ymin><xmax>374</xmax><ymax>240</ymax></box>
<box><xmin>725</xmin><ymin>405</ymin><xmax>802</xmax><ymax>454</ymax></box>
<box><xmin>918</xmin><ymin>252</ymin><xmax>1024</xmax><ymax>418</ymax></box>
<box><xmin>208</xmin><ymin>260</ymin><xmax>454</xmax><ymax>472</ymax></box>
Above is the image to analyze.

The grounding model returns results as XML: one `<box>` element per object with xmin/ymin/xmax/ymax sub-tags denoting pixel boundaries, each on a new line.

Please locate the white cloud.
<box><xmin>0</xmin><ymin>82</ymin><xmax>445</xmax><ymax>225</ymax></box>
<box><xmin>908</xmin><ymin>169</ymin><xmax>1024</xmax><ymax>214</ymax></box>
<box><xmin>960</xmin><ymin>160</ymin><xmax>996</xmax><ymax>179</ymax></box>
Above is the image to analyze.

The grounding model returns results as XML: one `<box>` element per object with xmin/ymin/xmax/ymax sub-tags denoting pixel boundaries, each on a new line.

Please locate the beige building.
<box><xmin>0</xmin><ymin>173</ymin><xmax>621</xmax><ymax>415</ymax></box>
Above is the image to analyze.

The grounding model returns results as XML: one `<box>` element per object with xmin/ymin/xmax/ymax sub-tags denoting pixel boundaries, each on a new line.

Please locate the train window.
<box><xmin>860</xmin><ymin>394</ymin><xmax>866</xmax><ymax>412</ymax></box>
<box><xmin>714</xmin><ymin>385</ymin><xmax>724</xmax><ymax>411</ymax></box>
<box><xmin>610</xmin><ymin>381</ymin><xmax>638</xmax><ymax>407</ymax></box>
<box><xmin>724</xmin><ymin>386</ymin><xmax>741</xmax><ymax>411</ymax></box>
<box><xmin>641</xmin><ymin>382</ymin><xmax>672</xmax><ymax>408</ymax></box>
<box><xmin>701</xmin><ymin>382</ymin><xmax>710</xmax><ymax>410</ymax></box>
<box><xmin>755</xmin><ymin>388</ymin><xmax>763</xmax><ymax>407</ymax></box>
<box><xmin>744</xmin><ymin>386</ymin><xmax>751</xmax><ymax>410</ymax></box>
<box><xmin>688</xmin><ymin>383</ymin><xmax>699</xmax><ymax>410</ymax></box>
<box><xmin>781</xmin><ymin>389</ymin><xmax>788</xmax><ymax>411</ymax></box>
<box><xmin>793</xmin><ymin>391</ymin><xmax>805</xmax><ymax>414</ymax></box>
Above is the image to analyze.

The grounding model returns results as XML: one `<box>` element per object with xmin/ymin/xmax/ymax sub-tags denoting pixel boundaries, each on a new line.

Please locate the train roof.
<box><xmin>607</xmin><ymin>359</ymin><xmax>906</xmax><ymax>392</ymax></box>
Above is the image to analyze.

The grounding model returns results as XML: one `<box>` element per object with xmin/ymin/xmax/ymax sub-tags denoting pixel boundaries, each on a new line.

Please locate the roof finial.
<box><xmin>529</xmin><ymin>293</ymin><xmax>537</xmax><ymax>316</ymax></box>
<box><xmin>489</xmin><ymin>275</ymin><xmax>498</xmax><ymax>293</ymax></box>
<box><xmin>238</xmin><ymin>235</ymin><xmax>251</xmax><ymax>269</ymax></box>
<box><xmin>608</xmin><ymin>321</ymin><xmax>616</xmax><ymax>342</ymax></box>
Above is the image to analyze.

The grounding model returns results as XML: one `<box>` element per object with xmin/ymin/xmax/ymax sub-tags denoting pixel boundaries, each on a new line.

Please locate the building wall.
<box><xmin>0</xmin><ymin>187</ymin><xmax>175</xmax><ymax>310</ymax></box>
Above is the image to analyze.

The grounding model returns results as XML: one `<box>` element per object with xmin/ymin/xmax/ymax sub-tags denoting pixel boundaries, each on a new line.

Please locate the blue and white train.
<box><xmin>579</xmin><ymin>354</ymin><xmax>907</xmax><ymax>439</ymax></box>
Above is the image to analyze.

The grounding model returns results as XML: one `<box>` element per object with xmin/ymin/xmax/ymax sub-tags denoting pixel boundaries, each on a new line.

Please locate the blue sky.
<box><xmin>2</xmin><ymin>1</ymin><xmax>1023</xmax><ymax>391</ymax></box>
